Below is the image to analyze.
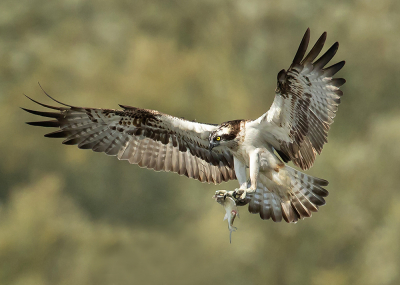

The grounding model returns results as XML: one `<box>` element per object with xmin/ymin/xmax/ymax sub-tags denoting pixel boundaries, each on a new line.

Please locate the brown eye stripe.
<box><xmin>221</xmin><ymin>134</ymin><xmax>236</xmax><ymax>141</ymax></box>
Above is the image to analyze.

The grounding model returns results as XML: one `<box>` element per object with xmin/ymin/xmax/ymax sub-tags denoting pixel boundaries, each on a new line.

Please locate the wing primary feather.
<box><xmin>301</xmin><ymin>32</ymin><xmax>327</xmax><ymax>64</ymax></box>
<box><xmin>78</xmin><ymin>139</ymin><xmax>102</xmax><ymax>150</ymax></box>
<box><xmin>292</xmin><ymin>28</ymin><xmax>310</xmax><ymax>66</ymax></box>
<box><xmin>21</xmin><ymin>108</ymin><xmax>63</xmax><ymax>119</ymax></box>
<box><xmin>314</xmin><ymin>177</ymin><xmax>329</xmax><ymax>186</ymax></box>
<box><xmin>118</xmin><ymin>104</ymin><xmax>137</xmax><ymax>110</ymax></box>
<box><xmin>26</xmin><ymin>120</ymin><xmax>60</xmax><ymax>127</ymax></box>
<box><xmin>323</xmin><ymin>61</ymin><xmax>345</xmax><ymax>77</ymax></box>
<box><xmin>313</xmin><ymin>42</ymin><xmax>339</xmax><ymax>69</ymax></box>
<box><xmin>311</xmin><ymin>186</ymin><xmax>329</xmax><ymax>197</ymax></box>
<box><xmin>330</xmin><ymin>78</ymin><xmax>346</xmax><ymax>87</ymax></box>
<box><xmin>44</xmin><ymin>130</ymin><xmax>69</xmax><ymax>138</ymax></box>
<box><xmin>62</xmin><ymin>137</ymin><xmax>84</xmax><ymax>145</ymax></box>
<box><xmin>334</xmin><ymin>90</ymin><xmax>343</xmax><ymax>97</ymax></box>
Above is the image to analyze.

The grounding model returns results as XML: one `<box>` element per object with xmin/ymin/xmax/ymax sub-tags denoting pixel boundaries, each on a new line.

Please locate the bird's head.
<box><xmin>208</xmin><ymin>120</ymin><xmax>243</xmax><ymax>151</ymax></box>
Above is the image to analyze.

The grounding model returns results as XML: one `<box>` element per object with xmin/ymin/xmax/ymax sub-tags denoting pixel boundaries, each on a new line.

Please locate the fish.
<box><xmin>213</xmin><ymin>192</ymin><xmax>239</xmax><ymax>243</ymax></box>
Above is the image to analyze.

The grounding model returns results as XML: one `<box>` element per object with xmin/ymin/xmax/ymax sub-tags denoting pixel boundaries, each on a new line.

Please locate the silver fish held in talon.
<box><xmin>213</xmin><ymin>192</ymin><xmax>239</xmax><ymax>243</ymax></box>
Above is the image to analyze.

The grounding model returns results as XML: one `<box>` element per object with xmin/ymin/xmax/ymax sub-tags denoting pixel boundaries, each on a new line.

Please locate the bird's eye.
<box><xmin>216</xmin><ymin>136</ymin><xmax>221</xmax><ymax>141</ymax></box>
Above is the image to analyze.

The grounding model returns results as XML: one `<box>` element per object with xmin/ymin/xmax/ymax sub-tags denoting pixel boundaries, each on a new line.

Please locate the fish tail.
<box><xmin>229</xmin><ymin>226</ymin><xmax>237</xmax><ymax>244</ymax></box>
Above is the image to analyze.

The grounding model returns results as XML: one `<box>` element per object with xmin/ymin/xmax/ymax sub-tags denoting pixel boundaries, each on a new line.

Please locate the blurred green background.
<box><xmin>1</xmin><ymin>0</ymin><xmax>400</xmax><ymax>284</ymax></box>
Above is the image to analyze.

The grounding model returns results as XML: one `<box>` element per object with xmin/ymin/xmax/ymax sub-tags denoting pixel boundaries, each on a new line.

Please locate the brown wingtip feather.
<box><xmin>118</xmin><ymin>104</ymin><xmax>137</xmax><ymax>110</ymax></box>
<box><xmin>44</xmin><ymin>130</ymin><xmax>69</xmax><ymax>138</ymax></box>
<box><xmin>292</xmin><ymin>28</ymin><xmax>310</xmax><ymax>66</ymax></box>
<box><xmin>313</xmin><ymin>42</ymin><xmax>339</xmax><ymax>69</ymax></box>
<box><xmin>21</xmin><ymin>108</ymin><xmax>63</xmax><ymax>119</ymax></box>
<box><xmin>331</xmin><ymin>78</ymin><xmax>346</xmax><ymax>87</ymax></box>
<box><xmin>26</xmin><ymin>120</ymin><xmax>60</xmax><ymax>127</ymax></box>
<box><xmin>301</xmin><ymin>31</ymin><xmax>327</xmax><ymax>64</ymax></box>
<box><xmin>62</xmin><ymin>138</ymin><xmax>82</xmax><ymax>145</ymax></box>
<box><xmin>324</xmin><ymin>61</ymin><xmax>345</xmax><ymax>77</ymax></box>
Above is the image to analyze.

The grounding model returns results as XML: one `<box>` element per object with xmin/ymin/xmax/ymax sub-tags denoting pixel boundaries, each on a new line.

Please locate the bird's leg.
<box><xmin>232</xmin><ymin>157</ymin><xmax>248</xmax><ymax>201</ymax></box>
<box><xmin>221</xmin><ymin>154</ymin><xmax>261</xmax><ymax>203</ymax></box>
<box><xmin>213</xmin><ymin>158</ymin><xmax>247</xmax><ymax>204</ymax></box>
<box><xmin>248</xmin><ymin>149</ymin><xmax>260</xmax><ymax>191</ymax></box>
<box><xmin>234</xmin><ymin>156</ymin><xmax>248</xmax><ymax>188</ymax></box>
<box><xmin>234</xmin><ymin>149</ymin><xmax>260</xmax><ymax>201</ymax></box>
<box><xmin>213</xmin><ymin>158</ymin><xmax>248</xmax><ymax>201</ymax></box>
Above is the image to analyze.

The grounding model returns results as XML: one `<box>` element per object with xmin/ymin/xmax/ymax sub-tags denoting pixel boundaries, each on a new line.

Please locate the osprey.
<box><xmin>23</xmin><ymin>29</ymin><xmax>345</xmax><ymax>223</ymax></box>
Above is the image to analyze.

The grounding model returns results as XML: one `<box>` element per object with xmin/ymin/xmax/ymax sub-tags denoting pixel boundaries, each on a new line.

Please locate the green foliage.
<box><xmin>1</xmin><ymin>0</ymin><xmax>400</xmax><ymax>284</ymax></box>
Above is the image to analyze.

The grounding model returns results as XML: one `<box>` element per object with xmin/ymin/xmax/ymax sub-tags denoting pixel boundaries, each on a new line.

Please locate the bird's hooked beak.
<box><xmin>208</xmin><ymin>141</ymin><xmax>218</xmax><ymax>151</ymax></box>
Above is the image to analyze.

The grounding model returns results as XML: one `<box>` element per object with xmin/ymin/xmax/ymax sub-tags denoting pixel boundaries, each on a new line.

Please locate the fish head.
<box><xmin>213</xmin><ymin>191</ymin><xmax>227</xmax><ymax>205</ymax></box>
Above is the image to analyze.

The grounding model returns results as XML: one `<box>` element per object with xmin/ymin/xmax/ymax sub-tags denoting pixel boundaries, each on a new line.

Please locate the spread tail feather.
<box><xmin>247</xmin><ymin>166</ymin><xmax>328</xmax><ymax>223</ymax></box>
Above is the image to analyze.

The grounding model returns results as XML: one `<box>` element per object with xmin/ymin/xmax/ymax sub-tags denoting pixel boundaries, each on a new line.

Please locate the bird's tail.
<box><xmin>247</xmin><ymin>166</ymin><xmax>329</xmax><ymax>223</ymax></box>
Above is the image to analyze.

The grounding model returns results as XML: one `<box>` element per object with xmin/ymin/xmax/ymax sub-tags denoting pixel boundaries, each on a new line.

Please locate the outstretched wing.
<box><xmin>255</xmin><ymin>28</ymin><xmax>345</xmax><ymax>170</ymax></box>
<box><xmin>23</xmin><ymin>93</ymin><xmax>236</xmax><ymax>184</ymax></box>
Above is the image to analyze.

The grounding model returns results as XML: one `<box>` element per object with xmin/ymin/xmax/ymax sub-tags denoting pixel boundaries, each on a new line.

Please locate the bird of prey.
<box><xmin>23</xmin><ymin>28</ymin><xmax>345</xmax><ymax>223</ymax></box>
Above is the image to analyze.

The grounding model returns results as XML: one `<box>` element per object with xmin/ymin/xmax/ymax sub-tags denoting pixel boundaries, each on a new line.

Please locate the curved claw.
<box><xmin>232</xmin><ymin>188</ymin><xmax>253</xmax><ymax>206</ymax></box>
<box><xmin>215</xmin><ymin>189</ymin><xmax>251</xmax><ymax>206</ymax></box>
<box><xmin>233</xmin><ymin>188</ymin><xmax>246</xmax><ymax>200</ymax></box>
